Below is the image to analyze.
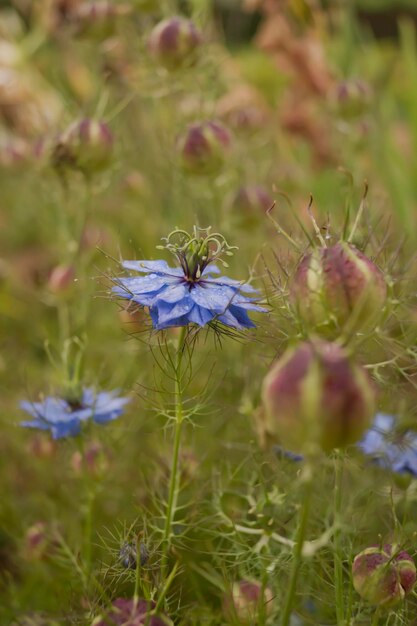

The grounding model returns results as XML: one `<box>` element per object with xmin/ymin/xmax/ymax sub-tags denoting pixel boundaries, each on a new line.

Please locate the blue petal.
<box><xmin>216</xmin><ymin>306</ymin><xmax>255</xmax><ymax>329</ymax></box>
<box><xmin>228</xmin><ymin>305</ymin><xmax>257</xmax><ymax>328</ymax></box>
<box><xmin>114</xmin><ymin>275</ymin><xmax>177</xmax><ymax>295</ymax></box>
<box><xmin>156</xmin><ymin>282</ymin><xmax>189</xmax><ymax>304</ymax></box>
<box><xmin>187</xmin><ymin>304</ymin><xmax>215</xmax><ymax>326</ymax></box>
<box><xmin>51</xmin><ymin>419</ymin><xmax>82</xmax><ymax>439</ymax></box>
<box><xmin>93</xmin><ymin>409</ymin><xmax>124</xmax><ymax>425</ymax></box>
<box><xmin>154</xmin><ymin>298</ymin><xmax>194</xmax><ymax>326</ymax></box>
<box><xmin>21</xmin><ymin>419</ymin><xmax>50</xmax><ymax>431</ymax></box>
<box><xmin>205</xmin><ymin>276</ymin><xmax>258</xmax><ymax>293</ymax></box>
<box><xmin>122</xmin><ymin>260</ymin><xmax>183</xmax><ymax>276</ymax></box>
<box><xmin>232</xmin><ymin>297</ymin><xmax>268</xmax><ymax>312</ymax></box>
<box><xmin>150</xmin><ymin>307</ymin><xmax>191</xmax><ymax>330</ymax></box>
<box><xmin>201</xmin><ymin>264</ymin><xmax>221</xmax><ymax>276</ymax></box>
<box><xmin>190</xmin><ymin>283</ymin><xmax>237</xmax><ymax>313</ymax></box>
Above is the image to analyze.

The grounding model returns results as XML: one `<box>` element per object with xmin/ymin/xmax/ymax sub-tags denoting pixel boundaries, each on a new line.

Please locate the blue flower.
<box><xmin>20</xmin><ymin>388</ymin><xmax>130</xmax><ymax>439</ymax></box>
<box><xmin>112</xmin><ymin>259</ymin><xmax>266</xmax><ymax>331</ymax></box>
<box><xmin>357</xmin><ymin>413</ymin><xmax>417</xmax><ymax>477</ymax></box>
<box><xmin>273</xmin><ymin>445</ymin><xmax>303</xmax><ymax>462</ymax></box>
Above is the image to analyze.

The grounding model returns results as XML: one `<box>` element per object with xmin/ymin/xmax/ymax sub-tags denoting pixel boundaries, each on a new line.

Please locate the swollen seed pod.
<box><xmin>148</xmin><ymin>16</ymin><xmax>202</xmax><ymax>71</ymax></box>
<box><xmin>48</xmin><ymin>264</ymin><xmax>75</xmax><ymax>294</ymax></box>
<box><xmin>261</xmin><ymin>340</ymin><xmax>375</xmax><ymax>454</ymax></box>
<box><xmin>52</xmin><ymin>118</ymin><xmax>113</xmax><ymax>176</ymax></box>
<box><xmin>224</xmin><ymin>580</ymin><xmax>274</xmax><ymax>623</ymax></box>
<box><xmin>290</xmin><ymin>242</ymin><xmax>387</xmax><ymax>335</ymax></box>
<box><xmin>177</xmin><ymin>120</ymin><xmax>231</xmax><ymax>176</ymax></box>
<box><xmin>352</xmin><ymin>545</ymin><xmax>416</xmax><ymax>607</ymax></box>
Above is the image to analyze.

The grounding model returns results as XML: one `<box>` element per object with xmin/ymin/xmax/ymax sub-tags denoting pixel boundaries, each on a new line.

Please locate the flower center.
<box><xmin>159</xmin><ymin>226</ymin><xmax>237</xmax><ymax>282</ymax></box>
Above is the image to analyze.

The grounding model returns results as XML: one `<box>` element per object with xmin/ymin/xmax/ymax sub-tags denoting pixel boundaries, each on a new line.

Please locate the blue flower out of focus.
<box><xmin>20</xmin><ymin>388</ymin><xmax>130</xmax><ymax>439</ymax></box>
<box><xmin>357</xmin><ymin>413</ymin><xmax>417</xmax><ymax>477</ymax></box>
<box><xmin>112</xmin><ymin>227</ymin><xmax>266</xmax><ymax>331</ymax></box>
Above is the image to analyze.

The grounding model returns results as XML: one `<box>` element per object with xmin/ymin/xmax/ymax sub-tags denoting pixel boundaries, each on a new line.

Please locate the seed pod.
<box><xmin>148</xmin><ymin>16</ymin><xmax>202</xmax><ymax>71</ymax></box>
<box><xmin>48</xmin><ymin>264</ymin><xmax>75</xmax><ymax>294</ymax></box>
<box><xmin>261</xmin><ymin>340</ymin><xmax>375</xmax><ymax>454</ymax></box>
<box><xmin>290</xmin><ymin>242</ymin><xmax>387</xmax><ymax>335</ymax></box>
<box><xmin>177</xmin><ymin>120</ymin><xmax>231</xmax><ymax>176</ymax></box>
<box><xmin>352</xmin><ymin>545</ymin><xmax>416</xmax><ymax>607</ymax></box>
<box><xmin>52</xmin><ymin>118</ymin><xmax>113</xmax><ymax>176</ymax></box>
<box><xmin>224</xmin><ymin>580</ymin><xmax>274</xmax><ymax>622</ymax></box>
<box><xmin>25</xmin><ymin>523</ymin><xmax>48</xmax><ymax>560</ymax></box>
<box><xmin>334</xmin><ymin>78</ymin><xmax>372</xmax><ymax>119</ymax></box>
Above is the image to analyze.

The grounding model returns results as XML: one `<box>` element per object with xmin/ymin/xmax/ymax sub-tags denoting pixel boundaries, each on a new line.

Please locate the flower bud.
<box><xmin>48</xmin><ymin>264</ymin><xmax>75</xmax><ymax>294</ymax></box>
<box><xmin>119</xmin><ymin>541</ymin><xmax>149</xmax><ymax>570</ymax></box>
<box><xmin>290</xmin><ymin>242</ymin><xmax>387</xmax><ymax>335</ymax></box>
<box><xmin>334</xmin><ymin>79</ymin><xmax>372</xmax><ymax>119</ymax></box>
<box><xmin>71</xmin><ymin>1</ymin><xmax>131</xmax><ymax>40</ymax></box>
<box><xmin>148</xmin><ymin>16</ymin><xmax>202</xmax><ymax>71</ymax></box>
<box><xmin>53</xmin><ymin>118</ymin><xmax>113</xmax><ymax>176</ymax></box>
<box><xmin>261</xmin><ymin>340</ymin><xmax>375</xmax><ymax>454</ymax></box>
<box><xmin>25</xmin><ymin>523</ymin><xmax>48</xmax><ymax>560</ymax></box>
<box><xmin>177</xmin><ymin>120</ymin><xmax>231</xmax><ymax>176</ymax></box>
<box><xmin>224</xmin><ymin>580</ymin><xmax>274</xmax><ymax>622</ymax></box>
<box><xmin>352</xmin><ymin>545</ymin><xmax>416</xmax><ymax>607</ymax></box>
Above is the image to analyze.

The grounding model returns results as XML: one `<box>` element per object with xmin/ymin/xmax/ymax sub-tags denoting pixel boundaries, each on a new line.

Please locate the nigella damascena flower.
<box><xmin>358</xmin><ymin>413</ymin><xmax>417</xmax><ymax>477</ymax></box>
<box><xmin>112</xmin><ymin>227</ymin><xmax>266</xmax><ymax>331</ymax></box>
<box><xmin>20</xmin><ymin>388</ymin><xmax>130</xmax><ymax>439</ymax></box>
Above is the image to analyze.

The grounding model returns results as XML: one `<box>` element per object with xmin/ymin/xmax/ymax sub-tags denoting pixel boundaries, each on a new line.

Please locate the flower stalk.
<box><xmin>162</xmin><ymin>326</ymin><xmax>188</xmax><ymax>575</ymax></box>
<box><xmin>334</xmin><ymin>453</ymin><xmax>345</xmax><ymax>625</ymax></box>
<box><xmin>280</xmin><ymin>462</ymin><xmax>314</xmax><ymax>626</ymax></box>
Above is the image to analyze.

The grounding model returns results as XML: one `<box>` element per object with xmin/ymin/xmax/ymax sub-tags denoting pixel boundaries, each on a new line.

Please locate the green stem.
<box><xmin>281</xmin><ymin>463</ymin><xmax>314</xmax><ymax>626</ymax></box>
<box><xmin>371</xmin><ymin>607</ymin><xmax>381</xmax><ymax>626</ymax></box>
<box><xmin>84</xmin><ymin>489</ymin><xmax>94</xmax><ymax>579</ymax></box>
<box><xmin>334</xmin><ymin>453</ymin><xmax>345</xmax><ymax>625</ymax></box>
<box><xmin>162</xmin><ymin>327</ymin><xmax>187</xmax><ymax>574</ymax></box>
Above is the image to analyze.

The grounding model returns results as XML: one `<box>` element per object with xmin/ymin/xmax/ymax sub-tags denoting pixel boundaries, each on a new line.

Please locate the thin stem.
<box><xmin>334</xmin><ymin>453</ymin><xmax>345</xmax><ymax>625</ymax></box>
<box><xmin>280</xmin><ymin>463</ymin><xmax>314</xmax><ymax>626</ymax></box>
<box><xmin>84</xmin><ymin>489</ymin><xmax>94</xmax><ymax>578</ymax></box>
<box><xmin>134</xmin><ymin>536</ymin><xmax>143</xmax><ymax>603</ymax></box>
<box><xmin>162</xmin><ymin>326</ymin><xmax>187</xmax><ymax>574</ymax></box>
<box><xmin>371</xmin><ymin>607</ymin><xmax>381</xmax><ymax>626</ymax></box>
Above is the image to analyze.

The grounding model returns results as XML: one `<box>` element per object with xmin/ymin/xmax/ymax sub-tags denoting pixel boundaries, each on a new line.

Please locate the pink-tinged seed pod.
<box><xmin>148</xmin><ymin>16</ymin><xmax>202</xmax><ymax>71</ymax></box>
<box><xmin>48</xmin><ymin>264</ymin><xmax>75</xmax><ymax>294</ymax></box>
<box><xmin>25</xmin><ymin>523</ymin><xmax>48</xmax><ymax>560</ymax></box>
<box><xmin>224</xmin><ymin>580</ymin><xmax>274</xmax><ymax>623</ymax></box>
<box><xmin>334</xmin><ymin>78</ymin><xmax>372</xmax><ymax>119</ymax></box>
<box><xmin>261</xmin><ymin>340</ymin><xmax>375</xmax><ymax>454</ymax></box>
<box><xmin>72</xmin><ymin>1</ymin><xmax>131</xmax><ymax>40</ymax></box>
<box><xmin>177</xmin><ymin>120</ymin><xmax>231</xmax><ymax>176</ymax></box>
<box><xmin>352</xmin><ymin>545</ymin><xmax>416</xmax><ymax>608</ymax></box>
<box><xmin>290</xmin><ymin>242</ymin><xmax>387</xmax><ymax>334</ymax></box>
<box><xmin>53</xmin><ymin>118</ymin><xmax>113</xmax><ymax>176</ymax></box>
